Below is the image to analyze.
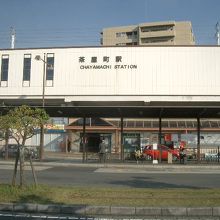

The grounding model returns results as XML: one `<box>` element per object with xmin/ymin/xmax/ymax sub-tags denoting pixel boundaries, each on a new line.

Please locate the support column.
<box><xmin>82</xmin><ymin>117</ymin><xmax>86</xmax><ymax>163</ymax></box>
<box><xmin>120</xmin><ymin>117</ymin><xmax>124</xmax><ymax>161</ymax></box>
<box><xmin>115</xmin><ymin>129</ymin><xmax>119</xmax><ymax>155</ymax></box>
<box><xmin>158</xmin><ymin>117</ymin><xmax>162</xmax><ymax>163</ymax></box>
<box><xmin>197</xmin><ymin>117</ymin><xmax>201</xmax><ymax>163</ymax></box>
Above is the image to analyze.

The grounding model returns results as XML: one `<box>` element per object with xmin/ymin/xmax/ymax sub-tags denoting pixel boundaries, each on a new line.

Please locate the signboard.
<box><xmin>78</xmin><ymin>55</ymin><xmax>138</xmax><ymax>70</ymax></box>
<box><xmin>153</xmin><ymin>143</ymin><xmax>158</xmax><ymax>150</ymax></box>
<box><xmin>152</xmin><ymin>143</ymin><xmax>158</xmax><ymax>164</ymax></box>
<box><xmin>45</xmin><ymin>124</ymin><xmax>65</xmax><ymax>131</ymax></box>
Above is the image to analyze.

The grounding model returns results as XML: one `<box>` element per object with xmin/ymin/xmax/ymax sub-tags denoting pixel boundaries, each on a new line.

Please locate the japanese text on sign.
<box><xmin>78</xmin><ymin>56</ymin><xmax>137</xmax><ymax>70</ymax></box>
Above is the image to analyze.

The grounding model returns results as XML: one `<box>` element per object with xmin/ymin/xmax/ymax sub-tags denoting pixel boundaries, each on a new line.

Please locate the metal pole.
<box><xmin>82</xmin><ymin>117</ymin><xmax>86</xmax><ymax>163</ymax></box>
<box><xmin>159</xmin><ymin>117</ymin><xmax>162</xmax><ymax>163</ymax></box>
<box><xmin>115</xmin><ymin>129</ymin><xmax>119</xmax><ymax>157</ymax></box>
<box><xmin>35</xmin><ymin>54</ymin><xmax>47</xmax><ymax>161</ymax></box>
<box><xmin>39</xmin><ymin>54</ymin><xmax>46</xmax><ymax>161</ymax></box>
<box><xmin>197</xmin><ymin>117</ymin><xmax>201</xmax><ymax>163</ymax></box>
<box><xmin>120</xmin><ymin>117</ymin><xmax>124</xmax><ymax>161</ymax></box>
<box><xmin>218</xmin><ymin>146</ymin><xmax>219</xmax><ymax>163</ymax></box>
<box><xmin>42</xmin><ymin>54</ymin><xmax>46</xmax><ymax>108</ymax></box>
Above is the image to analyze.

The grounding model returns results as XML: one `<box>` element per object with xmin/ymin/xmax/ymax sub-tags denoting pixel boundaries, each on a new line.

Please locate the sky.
<box><xmin>0</xmin><ymin>0</ymin><xmax>219</xmax><ymax>49</ymax></box>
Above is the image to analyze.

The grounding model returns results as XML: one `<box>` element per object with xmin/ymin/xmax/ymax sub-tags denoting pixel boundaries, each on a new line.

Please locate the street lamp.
<box><xmin>35</xmin><ymin>54</ymin><xmax>46</xmax><ymax>160</ymax></box>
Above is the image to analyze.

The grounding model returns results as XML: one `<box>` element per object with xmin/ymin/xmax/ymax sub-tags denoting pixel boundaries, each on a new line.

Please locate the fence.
<box><xmin>122</xmin><ymin>146</ymin><xmax>220</xmax><ymax>164</ymax></box>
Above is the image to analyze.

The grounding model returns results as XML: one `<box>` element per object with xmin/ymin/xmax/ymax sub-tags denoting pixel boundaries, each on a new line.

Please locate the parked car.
<box><xmin>0</xmin><ymin>145</ymin><xmax>39</xmax><ymax>159</ymax></box>
<box><xmin>143</xmin><ymin>145</ymin><xmax>180</xmax><ymax>161</ymax></box>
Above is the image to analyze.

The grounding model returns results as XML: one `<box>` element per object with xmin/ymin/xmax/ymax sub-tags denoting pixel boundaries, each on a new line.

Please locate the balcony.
<box><xmin>115</xmin><ymin>35</ymin><xmax>138</xmax><ymax>45</ymax></box>
<box><xmin>139</xmin><ymin>29</ymin><xmax>175</xmax><ymax>39</ymax></box>
<box><xmin>140</xmin><ymin>36</ymin><xmax>175</xmax><ymax>45</ymax></box>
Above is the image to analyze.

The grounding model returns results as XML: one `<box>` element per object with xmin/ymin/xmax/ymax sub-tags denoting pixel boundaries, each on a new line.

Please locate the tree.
<box><xmin>0</xmin><ymin>115</ymin><xmax>10</xmax><ymax>160</ymax></box>
<box><xmin>0</xmin><ymin>105</ymin><xmax>49</xmax><ymax>187</ymax></box>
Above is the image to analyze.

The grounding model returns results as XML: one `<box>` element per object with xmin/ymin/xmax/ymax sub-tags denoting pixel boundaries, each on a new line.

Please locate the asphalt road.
<box><xmin>1</xmin><ymin>165</ymin><xmax>220</xmax><ymax>188</ymax></box>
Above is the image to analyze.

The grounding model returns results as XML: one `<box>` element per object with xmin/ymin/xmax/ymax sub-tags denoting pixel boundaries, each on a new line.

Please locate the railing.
<box><xmin>1</xmin><ymin>144</ymin><xmax>220</xmax><ymax>164</ymax></box>
<box><xmin>186</xmin><ymin>146</ymin><xmax>220</xmax><ymax>163</ymax></box>
<box><xmin>122</xmin><ymin>146</ymin><xmax>220</xmax><ymax>164</ymax></box>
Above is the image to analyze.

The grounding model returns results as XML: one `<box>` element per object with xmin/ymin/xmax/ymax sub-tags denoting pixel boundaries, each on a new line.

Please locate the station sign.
<box><xmin>78</xmin><ymin>55</ymin><xmax>138</xmax><ymax>70</ymax></box>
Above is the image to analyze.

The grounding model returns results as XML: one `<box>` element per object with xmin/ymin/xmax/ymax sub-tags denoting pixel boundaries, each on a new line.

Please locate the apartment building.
<box><xmin>101</xmin><ymin>21</ymin><xmax>195</xmax><ymax>46</ymax></box>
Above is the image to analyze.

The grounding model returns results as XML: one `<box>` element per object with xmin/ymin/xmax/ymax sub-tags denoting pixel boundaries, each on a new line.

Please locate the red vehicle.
<box><xmin>143</xmin><ymin>145</ymin><xmax>180</xmax><ymax>161</ymax></box>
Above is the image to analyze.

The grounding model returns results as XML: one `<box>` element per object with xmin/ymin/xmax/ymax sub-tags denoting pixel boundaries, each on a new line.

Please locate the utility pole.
<box><xmin>216</xmin><ymin>22</ymin><xmax>220</xmax><ymax>46</ymax></box>
<box><xmin>35</xmin><ymin>55</ymin><xmax>47</xmax><ymax>161</ymax></box>
<box><xmin>10</xmin><ymin>27</ymin><xmax>16</xmax><ymax>49</ymax></box>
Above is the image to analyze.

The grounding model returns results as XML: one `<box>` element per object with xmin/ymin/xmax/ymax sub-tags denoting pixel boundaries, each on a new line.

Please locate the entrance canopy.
<box><xmin>0</xmin><ymin>100</ymin><xmax>220</xmax><ymax>119</ymax></box>
<box><xmin>43</xmin><ymin>105</ymin><xmax>220</xmax><ymax>119</ymax></box>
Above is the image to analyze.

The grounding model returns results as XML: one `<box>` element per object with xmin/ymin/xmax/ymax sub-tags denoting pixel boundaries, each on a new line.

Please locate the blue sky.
<box><xmin>0</xmin><ymin>0</ymin><xmax>219</xmax><ymax>48</ymax></box>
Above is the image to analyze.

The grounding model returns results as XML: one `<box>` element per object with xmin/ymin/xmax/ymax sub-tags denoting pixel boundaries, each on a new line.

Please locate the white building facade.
<box><xmin>0</xmin><ymin>46</ymin><xmax>220</xmax><ymax>103</ymax></box>
<box><xmin>0</xmin><ymin>46</ymin><xmax>220</xmax><ymax>154</ymax></box>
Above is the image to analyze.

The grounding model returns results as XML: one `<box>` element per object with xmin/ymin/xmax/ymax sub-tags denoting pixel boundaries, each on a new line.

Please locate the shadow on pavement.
<box><xmin>109</xmin><ymin>175</ymin><xmax>202</xmax><ymax>189</ymax></box>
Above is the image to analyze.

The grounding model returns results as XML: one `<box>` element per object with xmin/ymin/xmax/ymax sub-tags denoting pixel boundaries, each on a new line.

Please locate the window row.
<box><xmin>0</xmin><ymin>53</ymin><xmax>54</xmax><ymax>87</ymax></box>
<box><xmin>116</xmin><ymin>31</ymin><xmax>138</xmax><ymax>38</ymax></box>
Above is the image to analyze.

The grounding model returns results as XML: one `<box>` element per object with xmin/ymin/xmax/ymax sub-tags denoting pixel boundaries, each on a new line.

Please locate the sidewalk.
<box><xmin>1</xmin><ymin>152</ymin><xmax>220</xmax><ymax>173</ymax></box>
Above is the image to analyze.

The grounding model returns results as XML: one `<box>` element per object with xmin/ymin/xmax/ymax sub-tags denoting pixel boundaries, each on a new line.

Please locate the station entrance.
<box><xmin>80</xmin><ymin>133</ymin><xmax>112</xmax><ymax>153</ymax></box>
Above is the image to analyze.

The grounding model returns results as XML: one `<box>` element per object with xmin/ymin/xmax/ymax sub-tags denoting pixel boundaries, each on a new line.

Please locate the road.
<box><xmin>1</xmin><ymin>164</ymin><xmax>220</xmax><ymax>188</ymax></box>
<box><xmin>1</xmin><ymin>164</ymin><xmax>220</xmax><ymax>219</ymax></box>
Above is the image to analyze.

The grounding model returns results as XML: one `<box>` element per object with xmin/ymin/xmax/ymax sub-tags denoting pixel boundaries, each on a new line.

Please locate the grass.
<box><xmin>0</xmin><ymin>184</ymin><xmax>220</xmax><ymax>207</ymax></box>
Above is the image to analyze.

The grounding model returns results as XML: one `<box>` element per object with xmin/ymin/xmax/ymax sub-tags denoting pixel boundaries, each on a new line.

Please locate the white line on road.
<box><xmin>0</xmin><ymin>164</ymin><xmax>52</xmax><ymax>171</ymax></box>
<box><xmin>94</xmin><ymin>167</ymin><xmax>220</xmax><ymax>174</ymax></box>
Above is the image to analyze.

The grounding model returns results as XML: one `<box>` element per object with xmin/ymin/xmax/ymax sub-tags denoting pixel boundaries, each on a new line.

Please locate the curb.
<box><xmin>0</xmin><ymin>203</ymin><xmax>220</xmax><ymax>217</ymax></box>
<box><xmin>1</xmin><ymin>160</ymin><xmax>220</xmax><ymax>168</ymax></box>
<box><xmin>1</xmin><ymin>160</ymin><xmax>220</xmax><ymax>175</ymax></box>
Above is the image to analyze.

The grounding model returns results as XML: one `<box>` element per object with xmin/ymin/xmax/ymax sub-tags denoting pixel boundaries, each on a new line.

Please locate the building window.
<box><xmin>116</xmin><ymin>31</ymin><xmax>137</xmax><ymax>39</ymax></box>
<box><xmin>23</xmin><ymin>54</ymin><xmax>31</xmax><ymax>87</ymax></box>
<box><xmin>116</xmin><ymin>32</ymin><xmax>126</xmax><ymax>37</ymax></box>
<box><xmin>126</xmin><ymin>32</ymin><xmax>133</xmax><ymax>39</ymax></box>
<box><xmin>0</xmin><ymin>55</ymin><xmax>9</xmax><ymax>87</ymax></box>
<box><xmin>46</xmin><ymin>53</ymin><xmax>54</xmax><ymax>86</ymax></box>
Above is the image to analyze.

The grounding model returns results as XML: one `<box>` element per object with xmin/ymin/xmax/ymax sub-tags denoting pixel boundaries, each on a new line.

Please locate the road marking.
<box><xmin>94</xmin><ymin>167</ymin><xmax>220</xmax><ymax>174</ymax></box>
<box><xmin>0</xmin><ymin>164</ymin><xmax>52</xmax><ymax>171</ymax></box>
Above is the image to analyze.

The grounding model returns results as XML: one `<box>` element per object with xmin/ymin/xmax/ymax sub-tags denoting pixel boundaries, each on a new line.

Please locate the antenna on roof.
<box><xmin>216</xmin><ymin>22</ymin><xmax>220</xmax><ymax>46</ymax></box>
<box><xmin>10</xmin><ymin>27</ymin><xmax>16</xmax><ymax>49</ymax></box>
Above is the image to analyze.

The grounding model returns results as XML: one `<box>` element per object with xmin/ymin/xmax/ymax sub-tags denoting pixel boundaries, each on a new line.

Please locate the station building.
<box><xmin>0</xmin><ymin>46</ymin><xmax>220</xmax><ymax>157</ymax></box>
